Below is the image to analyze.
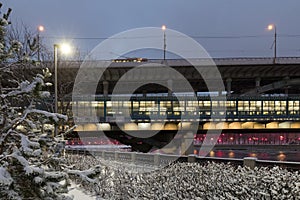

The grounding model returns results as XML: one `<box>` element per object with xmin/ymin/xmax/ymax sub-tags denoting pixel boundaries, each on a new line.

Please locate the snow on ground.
<box><xmin>67</xmin><ymin>182</ymin><xmax>95</xmax><ymax>200</ymax></box>
<box><xmin>66</xmin><ymin>145</ymin><xmax>131</xmax><ymax>151</ymax></box>
<box><xmin>67</xmin><ymin>145</ymin><xmax>130</xmax><ymax>149</ymax></box>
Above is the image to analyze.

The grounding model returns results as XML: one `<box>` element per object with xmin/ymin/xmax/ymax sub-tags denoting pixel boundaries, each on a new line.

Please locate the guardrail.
<box><xmin>65</xmin><ymin>148</ymin><xmax>300</xmax><ymax>170</ymax></box>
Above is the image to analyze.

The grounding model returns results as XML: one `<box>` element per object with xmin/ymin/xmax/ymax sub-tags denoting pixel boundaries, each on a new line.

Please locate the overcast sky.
<box><xmin>2</xmin><ymin>0</ymin><xmax>300</xmax><ymax>58</ymax></box>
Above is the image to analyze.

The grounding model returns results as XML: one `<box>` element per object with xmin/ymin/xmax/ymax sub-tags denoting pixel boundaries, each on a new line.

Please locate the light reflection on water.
<box><xmin>249</xmin><ymin>153</ymin><xmax>257</xmax><ymax>157</ymax></box>
<box><xmin>206</xmin><ymin>150</ymin><xmax>300</xmax><ymax>162</ymax></box>
<box><xmin>228</xmin><ymin>151</ymin><xmax>235</xmax><ymax>158</ymax></box>
<box><xmin>277</xmin><ymin>152</ymin><xmax>287</xmax><ymax>161</ymax></box>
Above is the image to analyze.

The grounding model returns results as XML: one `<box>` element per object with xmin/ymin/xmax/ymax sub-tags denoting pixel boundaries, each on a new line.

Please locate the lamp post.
<box><xmin>54</xmin><ymin>44</ymin><xmax>58</xmax><ymax>115</ymax></box>
<box><xmin>53</xmin><ymin>43</ymin><xmax>71</xmax><ymax>136</ymax></box>
<box><xmin>162</xmin><ymin>25</ymin><xmax>166</xmax><ymax>60</ymax></box>
<box><xmin>37</xmin><ymin>25</ymin><xmax>44</xmax><ymax>61</ymax></box>
<box><xmin>267</xmin><ymin>24</ymin><xmax>277</xmax><ymax>63</ymax></box>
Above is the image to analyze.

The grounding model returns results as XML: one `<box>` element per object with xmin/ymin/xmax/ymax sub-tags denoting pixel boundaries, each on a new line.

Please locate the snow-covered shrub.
<box><xmin>66</xmin><ymin>154</ymin><xmax>300</xmax><ymax>199</ymax></box>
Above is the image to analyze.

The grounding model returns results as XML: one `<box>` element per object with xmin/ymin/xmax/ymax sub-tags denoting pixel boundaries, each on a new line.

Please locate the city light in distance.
<box><xmin>38</xmin><ymin>25</ymin><xmax>44</xmax><ymax>32</ymax></box>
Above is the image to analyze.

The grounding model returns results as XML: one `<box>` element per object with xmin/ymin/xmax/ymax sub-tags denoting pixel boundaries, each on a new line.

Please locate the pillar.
<box><xmin>255</xmin><ymin>77</ymin><xmax>261</xmax><ymax>87</ymax></box>
<box><xmin>142</xmin><ymin>90</ymin><xmax>147</xmax><ymax>97</ymax></box>
<box><xmin>188</xmin><ymin>155</ymin><xmax>196</xmax><ymax>162</ymax></box>
<box><xmin>154</xmin><ymin>154</ymin><xmax>160</xmax><ymax>166</ymax></box>
<box><xmin>226</xmin><ymin>78</ymin><xmax>232</xmax><ymax>96</ymax></box>
<box><xmin>131</xmin><ymin>152</ymin><xmax>136</xmax><ymax>164</ymax></box>
<box><xmin>243</xmin><ymin>157</ymin><xmax>257</xmax><ymax>169</ymax></box>
<box><xmin>115</xmin><ymin>151</ymin><xmax>119</xmax><ymax>161</ymax></box>
<box><xmin>103</xmin><ymin>81</ymin><xmax>109</xmax><ymax>97</ymax></box>
<box><xmin>284</xmin><ymin>76</ymin><xmax>290</xmax><ymax>95</ymax></box>
<box><xmin>167</xmin><ymin>79</ymin><xmax>173</xmax><ymax>96</ymax></box>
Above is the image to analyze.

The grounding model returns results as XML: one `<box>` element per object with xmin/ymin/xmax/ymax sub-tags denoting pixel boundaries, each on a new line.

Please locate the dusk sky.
<box><xmin>2</xmin><ymin>0</ymin><xmax>300</xmax><ymax>58</ymax></box>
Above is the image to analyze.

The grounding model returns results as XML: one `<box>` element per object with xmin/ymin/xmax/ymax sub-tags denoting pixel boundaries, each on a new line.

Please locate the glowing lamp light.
<box><xmin>162</xmin><ymin>25</ymin><xmax>166</xmax><ymax>31</ymax></box>
<box><xmin>230</xmin><ymin>137</ymin><xmax>234</xmax><ymax>141</ymax></box>
<box><xmin>267</xmin><ymin>24</ymin><xmax>274</xmax><ymax>31</ymax></box>
<box><xmin>60</xmin><ymin>43</ymin><xmax>72</xmax><ymax>55</ymax></box>
<box><xmin>38</xmin><ymin>25</ymin><xmax>44</xmax><ymax>32</ymax></box>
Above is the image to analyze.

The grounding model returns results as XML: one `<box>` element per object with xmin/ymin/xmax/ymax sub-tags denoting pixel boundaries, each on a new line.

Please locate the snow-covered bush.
<box><xmin>66</xmin><ymin>154</ymin><xmax>300</xmax><ymax>199</ymax></box>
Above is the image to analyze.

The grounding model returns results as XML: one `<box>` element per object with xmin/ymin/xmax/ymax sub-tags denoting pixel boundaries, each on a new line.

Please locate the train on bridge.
<box><xmin>59</xmin><ymin>95</ymin><xmax>300</xmax><ymax>152</ymax></box>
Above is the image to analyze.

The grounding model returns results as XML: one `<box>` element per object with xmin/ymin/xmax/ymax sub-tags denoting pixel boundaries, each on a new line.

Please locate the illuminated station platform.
<box><xmin>50</xmin><ymin>57</ymin><xmax>300</xmax><ymax>151</ymax></box>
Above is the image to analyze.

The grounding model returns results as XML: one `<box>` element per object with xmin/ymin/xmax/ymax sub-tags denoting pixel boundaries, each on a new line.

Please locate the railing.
<box><xmin>65</xmin><ymin>148</ymin><xmax>300</xmax><ymax>170</ymax></box>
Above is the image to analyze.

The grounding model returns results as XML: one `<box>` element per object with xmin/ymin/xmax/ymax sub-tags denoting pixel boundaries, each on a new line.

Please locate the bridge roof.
<box><xmin>82</xmin><ymin>57</ymin><xmax>300</xmax><ymax>67</ymax></box>
<box><xmin>37</xmin><ymin>57</ymin><xmax>300</xmax><ymax>95</ymax></box>
<box><xmin>50</xmin><ymin>57</ymin><xmax>300</xmax><ymax>68</ymax></box>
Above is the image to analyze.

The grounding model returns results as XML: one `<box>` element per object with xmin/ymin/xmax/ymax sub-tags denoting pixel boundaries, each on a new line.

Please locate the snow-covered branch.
<box><xmin>28</xmin><ymin>109</ymin><xmax>68</xmax><ymax>123</ymax></box>
<box><xmin>0</xmin><ymin>4</ymin><xmax>71</xmax><ymax>198</ymax></box>
<box><xmin>0</xmin><ymin>74</ymin><xmax>44</xmax><ymax>98</ymax></box>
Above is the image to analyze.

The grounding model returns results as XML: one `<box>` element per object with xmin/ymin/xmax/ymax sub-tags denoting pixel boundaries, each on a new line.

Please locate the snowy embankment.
<box><xmin>66</xmin><ymin>154</ymin><xmax>300</xmax><ymax>199</ymax></box>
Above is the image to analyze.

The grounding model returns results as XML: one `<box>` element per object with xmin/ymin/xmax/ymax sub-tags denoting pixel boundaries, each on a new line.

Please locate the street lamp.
<box><xmin>162</xmin><ymin>25</ymin><xmax>166</xmax><ymax>60</ymax></box>
<box><xmin>37</xmin><ymin>25</ymin><xmax>44</xmax><ymax>61</ymax></box>
<box><xmin>267</xmin><ymin>24</ymin><xmax>277</xmax><ymax>63</ymax></box>
<box><xmin>54</xmin><ymin>43</ymin><xmax>72</xmax><ymax>136</ymax></box>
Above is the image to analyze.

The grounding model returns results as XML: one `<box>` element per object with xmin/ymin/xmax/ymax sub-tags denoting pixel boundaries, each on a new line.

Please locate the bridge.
<box><xmin>40</xmin><ymin>57</ymin><xmax>300</xmax><ymax>96</ymax></box>
<box><xmin>35</xmin><ymin>57</ymin><xmax>300</xmax><ymax>152</ymax></box>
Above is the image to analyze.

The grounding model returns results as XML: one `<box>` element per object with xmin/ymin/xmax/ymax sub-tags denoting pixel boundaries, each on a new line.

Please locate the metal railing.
<box><xmin>65</xmin><ymin>148</ymin><xmax>300</xmax><ymax>170</ymax></box>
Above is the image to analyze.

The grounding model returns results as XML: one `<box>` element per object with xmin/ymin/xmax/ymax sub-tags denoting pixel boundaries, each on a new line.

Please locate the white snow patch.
<box><xmin>24</xmin><ymin>165</ymin><xmax>44</xmax><ymax>175</ymax></box>
<box><xmin>39</xmin><ymin>91</ymin><xmax>50</xmax><ymax>98</ymax></box>
<box><xmin>0</xmin><ymin>167</ymin><xmax>13</xmax><ymax>186</ymax></box>
<box><xmin>68</xmin><ymin>182</ymin><xmax>96</xmax><ymax>200</ymax></box>
<box><xmin>11</xmin><ymin>152</ymin><xmax>29</xmax><ymax>167</ymax></box>
<box><xmin>20</xmin><ymin>134</ymin><xmax>40</xmax><ymax>153</ymax></box>
<box><xmin>34</xmin><ymin>176</ymin><xmax>43</xmax><ymax>184</ymax></box>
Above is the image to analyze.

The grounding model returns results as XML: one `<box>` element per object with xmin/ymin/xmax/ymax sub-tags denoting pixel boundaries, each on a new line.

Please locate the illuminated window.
<box><xmin>226</xmin><ymin>101</ymin><xmax>235</xmax><ymax>110</ymax></box>
<box><xmin>122</xmin><ymin>101</ymin><xmax>131</xmax><ymax>107</ymax></box>
<box><xmin>289</xmin><ymin>100</ymin><xmax>299</xmax><ymax>115</ymax></box>
<box><xmin>187</xmin><ymin>101</ymin><xmax>198</xmax><ymax>107</ymax></box>
<box><xmin>211</xmin><ymin>101</ymin><xmax>218</xmax><ymax>107</ymax></box>
<box><xmin>199</xmin><ymin>101</ymin><xmax>211</xmax><ymax>112</ymax></box>
<box><xmin>106</xmin><ymin>101</ymin><xmax>112</xmax><ymax>107</ymax></box>
<box><xmin>160</xmin><ymin>101</ymin><xmax>172</xmax><ymax>108</ymax></box>
<box><xmin>238</xmin><ymin>101</ymin><xmax>249</xmax><ymax>111</ymax></box>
